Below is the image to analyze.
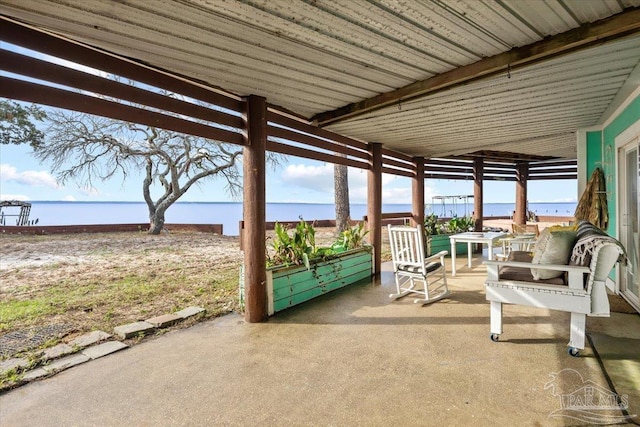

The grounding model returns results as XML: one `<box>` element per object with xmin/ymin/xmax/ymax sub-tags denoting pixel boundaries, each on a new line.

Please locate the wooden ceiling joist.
<box><xmin>460</xmin><ymin>151</ymin><xmax>554</xmax><ymax>163</ymax></box>
<box><xmin>0</xmin><ymin>77</ymin><xmax>243</xmax><ymax>144</ymax></box>
<box><xmin>0</xmin><ymin>16</ymin><xmax>243</xmax><ymax>111</ymax></box>
<box><xmin>313</xmin><ymin>7</ymin><xmax>640</xmax><ymax>126</ymax></box>
<box><xmin>529</xmin><ymin>160</ymin><xmax>578</xmax><ymax>168</ymax></box>
<box><xmin>0</xmin><ymin>48</ymin><xmax>243</xmax><ymax>130</ymax></box>
<box><xmin>528</xmin><ymin>174</ymin><xmax>577</xmax><ymax>180</ymax></box>
<box><xmin>381</xmin><ymin>148</ymin><xmax>413</xmax><ymax>163</ymax></box>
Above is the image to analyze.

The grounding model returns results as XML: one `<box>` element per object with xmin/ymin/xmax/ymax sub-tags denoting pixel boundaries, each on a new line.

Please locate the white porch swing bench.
<box><xmin>484</xmin><ymin>221</ymin><xmax>626</xmax><ymax>356</ymax></box>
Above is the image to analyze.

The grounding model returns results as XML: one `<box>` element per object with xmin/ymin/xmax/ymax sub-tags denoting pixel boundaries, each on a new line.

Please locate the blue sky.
<box><xmin>0</xmin><ymin>44</ymin><xmax>578</xmax><ymax>205</ymax></box>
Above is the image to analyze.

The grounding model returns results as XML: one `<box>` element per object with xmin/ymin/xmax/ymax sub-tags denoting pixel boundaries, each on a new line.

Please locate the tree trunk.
<box><xmin>149</xmin><ymin>209</ymin><xmax>166</xmax><ymax>235</ymax></box>
<box><xmin>334</xmin><ymin>160</ymin><xmax>350</xmax><ymax>234</ymax></box>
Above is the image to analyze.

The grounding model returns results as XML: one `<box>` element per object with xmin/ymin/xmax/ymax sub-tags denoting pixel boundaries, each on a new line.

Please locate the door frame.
<box><xmin>615</xmin><ymin>119</ymin><xmax>640</xmax><ymax>311</ymax></box>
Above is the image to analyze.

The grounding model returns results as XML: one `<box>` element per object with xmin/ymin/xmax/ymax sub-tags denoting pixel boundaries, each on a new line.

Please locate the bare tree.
<box><xmin>36</xmin><ymin>109</ymin><xmax>276</xmax><ymax>234</ymax></box>
<box><xmin>334</xmin><ymin>158</ymin><xmax>350</xmax><ymax>234</ymax></box>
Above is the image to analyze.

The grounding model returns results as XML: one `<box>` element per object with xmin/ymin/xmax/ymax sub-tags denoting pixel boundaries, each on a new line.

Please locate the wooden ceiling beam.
<box><xmin>455</xmin><ymin>151</ymin><xmax>556</xmax><ymax>162</ymax></box>
<box><xmin>312</xmin><ymin>7</ymin><xmax>640</xmax><ymax>126</ymax></box>
<box><xmin>0</xmin><ymin>77</ymin><xmax>244</xmax><ymax>145</ymax></box>
<box><xmin>0</xmin><ymin>16</ymin><xmax>243</xmax><ymax>111</ymax></box>
<box><xmin>0</xmin><ymin>48</ymin><xmax>243</xmax><ymax>130</ymax></box>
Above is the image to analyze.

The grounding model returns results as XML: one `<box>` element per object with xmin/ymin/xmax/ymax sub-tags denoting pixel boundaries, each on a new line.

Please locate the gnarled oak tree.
<box><xmin>36</xmin><ymin>109</ymin><xmax>277</xmax><ymax>234</ymax></box>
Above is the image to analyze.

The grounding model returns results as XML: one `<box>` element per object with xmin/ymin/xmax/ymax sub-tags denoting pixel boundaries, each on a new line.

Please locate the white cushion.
<box><xmin>530</xmin><ymin>229</ymin><xmax>577</xmax><ymax>280</ymax></box>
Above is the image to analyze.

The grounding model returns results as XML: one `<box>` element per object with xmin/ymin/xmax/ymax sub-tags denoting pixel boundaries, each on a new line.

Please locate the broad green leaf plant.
<box><xmin>267</xmin><ymin>219</ymin><xmax>370</xmax><ymax>268</ymax></box>
<box><xmin>424</xmin><ymin>214</ymin><xmax>476</xmax><ymax>235</ymax></box>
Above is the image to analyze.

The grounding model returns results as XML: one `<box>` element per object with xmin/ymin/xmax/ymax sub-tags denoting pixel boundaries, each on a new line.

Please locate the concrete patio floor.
<box><xmin>1</xmin><ymin>256</ymin><xmax>638</xmax><ymax>426</ymax></box>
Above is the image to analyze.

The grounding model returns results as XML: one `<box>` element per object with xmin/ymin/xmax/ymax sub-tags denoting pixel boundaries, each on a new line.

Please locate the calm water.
<box><xmin>3</xmin><ymin>201</ymin><xmax>577</xmax><ymax>236</ymax></box>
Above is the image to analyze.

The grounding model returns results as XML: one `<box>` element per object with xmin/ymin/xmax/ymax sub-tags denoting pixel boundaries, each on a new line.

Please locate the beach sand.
<box><xmin>482</xmin><ymin>218</ymin><xmax>567</xmax><ymax>233</ymax></box>
<box><xmin>0</xmin><ymin>219</ymin><xmax>570</xmax><ymax>272</ymax></box>
<box><xmin>0</xmin><ymin>228</ymin><xmax>343</xmax><ymax>272</ymax></box>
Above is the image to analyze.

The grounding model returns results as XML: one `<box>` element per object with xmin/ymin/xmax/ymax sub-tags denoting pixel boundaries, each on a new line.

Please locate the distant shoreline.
<box><xmin>1</xmin><ymin>215</ymin><xmax>574</xmax><ymax>236</ymax></box>
<box><xmin>21</xmin><ymin>200</ymin><xmax>576</xmax><ymax>205</ymax></box>
<box><xmin>1</xmin><ymin>201</ymin><xmax>577</xmax><ymax>235</ymax></box>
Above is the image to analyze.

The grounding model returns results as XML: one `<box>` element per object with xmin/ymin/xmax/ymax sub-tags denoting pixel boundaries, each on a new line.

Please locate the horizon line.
<box><xmin>19</xmin><ymin>200</ymin><xmax>578</xmax><ymax>205</ymax></box>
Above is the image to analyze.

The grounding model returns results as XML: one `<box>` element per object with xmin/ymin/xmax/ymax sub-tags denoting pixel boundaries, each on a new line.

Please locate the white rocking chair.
<box><xmin>387</xmin><ymin>225</ymin><xmax>450</xmax><ymax>304</ymax></box>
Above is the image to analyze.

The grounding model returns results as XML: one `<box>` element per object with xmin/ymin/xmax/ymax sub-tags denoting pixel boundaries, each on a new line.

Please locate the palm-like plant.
<box><xmin>267</xmin><ymin>219</ymin><xmax>370</xmax><ymax>268</ymax></box>
<box><xmin>268</xmin><ymin>220</ymin><xmax>316</xmax><ymax>268</ymax></box>
<box><xmin>337</xmin><ymin>222</ymin><xmax>369</xmax><ymax>250</ymax></box>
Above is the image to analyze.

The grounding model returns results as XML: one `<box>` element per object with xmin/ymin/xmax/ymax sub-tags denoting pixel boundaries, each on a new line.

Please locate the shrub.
<box><xmin>267</xmin><ymin>219</ymin><xmax>369</xmax><ymax>268</ymax></box>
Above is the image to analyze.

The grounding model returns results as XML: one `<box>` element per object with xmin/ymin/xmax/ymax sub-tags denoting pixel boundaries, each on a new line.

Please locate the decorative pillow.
<box><xmin>531</xmin><ymin>228</ymin><xmax>552</xmax><ymax>258</ymax></box>
<box><xmin>530</xmin><ymin>229</ymin><xmax>577</xmax><ymax>280</ymax></box>
<box><xmin>548</xmin><ymin>224</ymin><xmax>577</xmax><ymax>233</ymax></box>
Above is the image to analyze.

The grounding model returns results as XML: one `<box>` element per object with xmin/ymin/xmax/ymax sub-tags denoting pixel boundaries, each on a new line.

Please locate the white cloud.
<box><xmin>0</xmin><ymin>164</ymin><xmax>60</xmax><ymax>189</ymax></box>
<box><xmin>79</xmin><ymin>186</ymin><xmax>100</xmax><ymax>196</ymax></box>
<box><xmin>281</xmin><ymin>163</ymin><xmax>334</xmax><ymax>193</ymax></box>
<box><xmin>62</xmin><ymin>195</ymin><xmax>77</xmax><ymax>201</ymax></box>
<box><xmin>0</xmin><ymin>193</ymin><xmax>30</xmax><ymax>201</ymax></box>
<box><xmin>530</xmin><ymin>197</ymin><xmax>578</xmax><ymax>203</ymax></box>
<box><xmin>281</xmin><ymin>164</ymin><xmax>438</xmax><ymax>204</ymax></box>
<box><xmin>382</xmin><ymin>187</ymin><xmax>412</xmax><ymax>204</ymax></box>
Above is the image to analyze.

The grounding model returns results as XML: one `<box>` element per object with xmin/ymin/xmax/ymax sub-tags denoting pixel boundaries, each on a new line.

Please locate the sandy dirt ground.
<box><xmin>0</xmin><ymin>227</ymin><xmax>344</xmax><ymax>361</ymax></box>
<box><xmin>0</xmin><ymin>220</ymin><xmax>563</xmax><ymax>273</ymax></box>
<box><xmin>0</xmin><ymin>232</ymin><xmax>242</xmax><ymax>290</ymax></box>
<box><xmin>1</xmin><ymin>233</ymin><xmax>231</xmax><ymax>269</ymax></box>
<box><xmin>0</xmin><ymin>228</ymin><xmax>341</xmax><ymax>289</ymax></box>
<box><xmin>482</xmin><ymin>218</ymin><xmax>563</xmax><ymax>233</ymax></box>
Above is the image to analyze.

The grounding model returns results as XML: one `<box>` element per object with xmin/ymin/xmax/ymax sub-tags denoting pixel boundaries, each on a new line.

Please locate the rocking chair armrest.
<box><xmin>426</xmin><ymin>250</ymin><xmax>448</xmax><ymax>263</ymax></box>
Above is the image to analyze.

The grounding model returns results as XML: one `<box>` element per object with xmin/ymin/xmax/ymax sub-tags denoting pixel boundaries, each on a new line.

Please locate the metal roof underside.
<box><xmin>1</xmin><ymin>0</ymin><xmax>640</xmax><ymax>160</ymax></box>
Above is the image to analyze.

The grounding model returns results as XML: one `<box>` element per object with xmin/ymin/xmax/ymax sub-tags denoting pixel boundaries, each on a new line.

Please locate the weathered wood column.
<box><xmin>368</xmin><ymin>143</ymin><xmax>382</xmax><ymax>276</ymax></box>
<box><xmin>515</xmin><ymin>162</ymin><xmax>528</xmax><ymax>226</ymax></box>
<box><xmin>473</xmin><ymin>158</ymin><xmax>484</xmax><ymax>231</ymax></box>
<box><xmin>243</xmin><ymin>95</ymin><xmax>267</xmax><ymax>323</ymax></box>
<box><xmin>412</xmin><ymin>156</ymin><xmax>425</xmax><ymax>227</ymax></box>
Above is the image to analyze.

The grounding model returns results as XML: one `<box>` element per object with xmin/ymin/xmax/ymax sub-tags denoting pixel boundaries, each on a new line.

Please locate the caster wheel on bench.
<box><xmin>490</xmin><ymin>333</ymin><xmax>500</xmax><ymax>342</ymax></box>
<box><xmin>568</xmin><ymin>347</ymin><xmax>580</xmax><ymax>357</ymax></box>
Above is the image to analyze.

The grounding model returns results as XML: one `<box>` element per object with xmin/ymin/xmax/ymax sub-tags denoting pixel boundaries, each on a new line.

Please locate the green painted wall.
<box><xmin>602</xmin><ymin>95</ymin><xmax>640</xmax><ymax>236</ymax></box>
<box><xmin>585</xmin><ymin>131</ymin><xmax>602</xmax><ymax>178</ymax></box>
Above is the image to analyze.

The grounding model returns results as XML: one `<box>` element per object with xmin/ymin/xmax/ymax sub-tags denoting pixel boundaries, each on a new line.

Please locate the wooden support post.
<box><xmin>412</xmin><ymin>156</ymin><xmax>425</xmax><ymax>228</ymax></box>
<box><xmin>243</xmin><ymin>95</ymin><xmax>267</xmax><ymax>323</ymax></box>
<box><xmin>368</xmin><ymin>143</ymin><xmax>383</xmax><ymax>276</ymax></box>
<box><xmin>515</xmin><ymin>162</ymin><xmax>528</xmax><ymax>226</ymax></box>
<box><xmin>473</xmin><ymin>158</ymin><xmax>484</xmax><ymax>232</ymax></box>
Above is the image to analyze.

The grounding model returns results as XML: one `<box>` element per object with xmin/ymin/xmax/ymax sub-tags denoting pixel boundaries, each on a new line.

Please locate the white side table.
<box><xmin>449</xmin><ymin>232</ymin><xmax>507</xmax><ymax>276</ymax></box>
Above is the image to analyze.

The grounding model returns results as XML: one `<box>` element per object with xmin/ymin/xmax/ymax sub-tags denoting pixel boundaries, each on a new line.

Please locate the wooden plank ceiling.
<box><xmin>1</xmin><ymin>0</ymin><xmax>639</xmax><ymax>160</ymax></box>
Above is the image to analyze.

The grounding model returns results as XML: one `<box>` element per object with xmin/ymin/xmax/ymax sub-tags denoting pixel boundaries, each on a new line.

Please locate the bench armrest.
<box><xmin>484</xmin><ymin>260</ymin><xmax>590</xmax><ymax>290</ymax></box>
<box><xmin>484</xmin><ymin>260</ymin><xmax>589</xmax><ymax>272</ymax></box>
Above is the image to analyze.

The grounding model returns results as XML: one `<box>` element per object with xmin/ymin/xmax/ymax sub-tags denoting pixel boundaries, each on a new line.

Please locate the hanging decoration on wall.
<box><xmin>574</xmin><ymin>167</ymin><xmax>608</xmax><ymax>230</ymax></box>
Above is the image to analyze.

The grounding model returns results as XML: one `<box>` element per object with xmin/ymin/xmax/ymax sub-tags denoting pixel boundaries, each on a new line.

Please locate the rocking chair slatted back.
<box><xmin>387</xmin><ymin>225</ymin><xmax>450</xmax><ymax>305</ymax></box>
<box><xmin>388</xmin><ymin>225</ymin><xmax>426</xmax><ymax>272</ymax></box>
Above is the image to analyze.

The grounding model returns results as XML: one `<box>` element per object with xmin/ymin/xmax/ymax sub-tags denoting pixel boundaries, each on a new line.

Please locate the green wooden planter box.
<box><xmin>428</xmin><ymin>234</ymin><xmax>468</xmax><ymax>256</ymax></box>
<box><xmin>240</xmin><ymin>247</ymin><xmax>373</xmax><ymax>315</ymax></box>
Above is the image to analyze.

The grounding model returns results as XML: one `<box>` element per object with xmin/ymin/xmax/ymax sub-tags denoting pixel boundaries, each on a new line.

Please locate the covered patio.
<box><xmin>2</xmin><ymin>1</ymin><xmax>639</xmax><ymax>322</ymax></box>
<box><xmin>1</xmin><ymin>260</ymin><xmax>638</xmax><ymax>425</ymax></box>
<box><xmin>1</xmin><ymin>2</ymin><xmax>639</xmax><ymax>424</ymax></box>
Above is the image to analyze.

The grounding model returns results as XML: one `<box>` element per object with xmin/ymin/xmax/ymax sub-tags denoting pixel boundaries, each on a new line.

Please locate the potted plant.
<box><xmin>425</xmin><ymin>214</ymin><xmax>476</xmax><ymax>256</ymax></box>
<box><xmin>240</xmin><ymin>219</ymin><xmax>373</xmax><ymax>315</ymax></box>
